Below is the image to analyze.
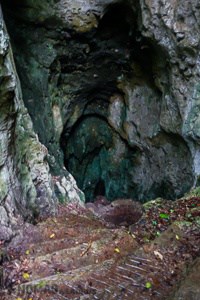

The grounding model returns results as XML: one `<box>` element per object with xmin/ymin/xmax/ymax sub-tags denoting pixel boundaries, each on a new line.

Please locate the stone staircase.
<box><xmin>0</xmin><ymin>199</ymin><xmax>200</xmax><ymax>300</ymax></box>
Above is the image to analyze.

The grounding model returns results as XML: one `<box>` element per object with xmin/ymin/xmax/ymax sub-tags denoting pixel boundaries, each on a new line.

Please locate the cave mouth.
<box><xmin>62</xmin><ymin>113</ymin><xmax>141</xmax><ymax>202</ymax></box>
<box><xmin>97</xmin><ymin>2</ymin><xmax>135</xmax><ymax>42</ymax></box>
<box><xmin>60</xmin><ymin>2</ymin><xmax>194</xmax><ymax>203</ymax></box>
<box><xmin>1</xmin><ymin>0</ymin><xmax>194</xmax><ymax>203</ymax></box>
<box><xmin>59</xmin><ymin>2</ymin><xmax>165</xmax><ymax>203</ymax></box>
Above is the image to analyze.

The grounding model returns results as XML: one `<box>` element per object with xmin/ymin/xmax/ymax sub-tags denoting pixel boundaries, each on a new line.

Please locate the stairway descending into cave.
<box><xmin>0</xmin><ymin>201</ymin><xmax>200</xmax><ymax>300</ymax></box>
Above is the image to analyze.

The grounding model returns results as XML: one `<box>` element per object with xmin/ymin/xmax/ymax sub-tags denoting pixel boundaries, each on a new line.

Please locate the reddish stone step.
<box><xmin>0</xmin><ymin>198</ymin><xmax>200</xmax><ymax>300</ymax></box>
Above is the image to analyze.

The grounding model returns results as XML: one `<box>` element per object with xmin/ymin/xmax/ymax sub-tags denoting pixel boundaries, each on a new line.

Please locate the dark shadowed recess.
<box><xmin>1</xmin><ymin>0</ymin><xmax>194</xmax><ymax>202</ymax></box>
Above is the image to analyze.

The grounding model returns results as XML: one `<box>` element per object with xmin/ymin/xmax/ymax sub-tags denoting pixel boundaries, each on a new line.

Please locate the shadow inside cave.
<box><xmin>1</xmin><ymin>0</ymin><xmax>194</xmax><ymax>203</ymax></box>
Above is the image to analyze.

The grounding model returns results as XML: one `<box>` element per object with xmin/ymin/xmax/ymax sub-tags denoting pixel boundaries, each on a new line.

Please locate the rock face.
<box><xmin>0</xmin><ymin>4</ymin><xmax>84</xmax><ymax>240</ymax></box>
<box><xmin>1</xmin><ymin>0</ymin><xmax>200</xmax><ymax>202</ymax></box>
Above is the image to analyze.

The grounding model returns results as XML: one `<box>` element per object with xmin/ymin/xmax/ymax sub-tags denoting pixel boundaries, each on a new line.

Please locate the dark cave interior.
<box><xmin>59</xmin><ymin>2</ymin><xmax>161</xmax><ymax>202</ymax></box>
<box><xmin>1</xmin><ymin>0</ymin><xmax>194</xmax><ymax>202</ymax></box>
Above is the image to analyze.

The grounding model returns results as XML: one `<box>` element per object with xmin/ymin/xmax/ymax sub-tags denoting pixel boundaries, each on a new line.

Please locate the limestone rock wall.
<box><xmin>1</xmin><ymin>0</ymin><xmax>200</xmax><ymax>202</ymax></box>
<box><xmin>0</xmin><ymin>4</ymin><xmax>84</xmax><ymax>240</ymax></box>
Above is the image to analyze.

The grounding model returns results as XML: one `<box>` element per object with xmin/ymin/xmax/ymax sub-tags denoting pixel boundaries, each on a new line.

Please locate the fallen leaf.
<box><xmin>143</xmin><ymin>244</ymin><xmax>154</xmax><ymax>253</ymax></box>
<box><xmin>22</xmin><ymin>272</ymin><xmax>30</xmax><ymax>280</ymax></box>
<box><xmin>154</xmin><ymin>250</ymin><xmax>163</xmax><ymax>260</ymax></box>
<box><xmin>175</xmin><ymin>234</ymin><xmax>180</xmax><ymax>240</ymax></box>
<box><xmin>25</xmin><ymin>249</ymin><xmax>30</xmax><ymax>255</ymax></box>
<box><xmin>145</xmin><ymin>281</ymin><xmax>152</xmax><ymax>289</ymax></box>
<box><xmin>128</xmin><ymin>231</ymin><xmax>136</xmax><ymax>239</ymax></box>
<box><xmin>159</xmin><ymin>213</ymin><xmax>170</xmax><ymax>219</ymax></box>
<box><xmin>114</xmin><ymin>247</ymin><xmax>120</xmax><ymax>253</ymax></box>
<box><xmin>50</xmin><ymin>233</ymin><xmax>55</xmax><ymax>239</ymax></box>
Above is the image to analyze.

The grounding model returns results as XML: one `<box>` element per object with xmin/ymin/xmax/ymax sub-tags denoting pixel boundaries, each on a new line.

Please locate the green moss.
<box><xmin>143</xmin><ymin>198</ymin><xmax>164</xmax><ymax>210</ymax></box>
<box><xmin>174</xmin><ymin>220</ymin><xmax>193</xmax><ymax>229</ymax></box>
<box><xmin>78</xmin><ymin>191</ymin><xmax>85</xmax><ymax>203</ymax></box>
<box><xmin>194</xmin><ymin>217</ymin><xmax>200</xmax><ymax>227</ymax></box>
<box><xmin>185</xmin><ymin>187</ymin><xmax>200</xmax><ymax>197</ymax></box>
<box><xmin>36</xmin><ymin>280</ymin><xmax>48</xmax><ymax>289</ymax></box>
<box><xmin>0</xmin><ymin>173</ymin><xmax>8</xmax><ymax>201</ymax></box>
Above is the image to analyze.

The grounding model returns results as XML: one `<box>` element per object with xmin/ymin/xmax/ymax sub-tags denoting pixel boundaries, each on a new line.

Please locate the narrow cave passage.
<box><xmin>59</xmin><ymin>2</ymin><xmax>159</xmax><ymax>202</ymax></box>
<box><xmin>1</xmin><ymin>0</ymin><xmax>194</xmax><ymax>202</ymax></box>
<box><xmin>60</xmin><ymin>2</ymin><xmax>194</xmax><ymax>202</ymax></box>
<box><xmin>62</xmin><ymin>114</ymin><xmax>141</xmax><ymax>202</ymax></box>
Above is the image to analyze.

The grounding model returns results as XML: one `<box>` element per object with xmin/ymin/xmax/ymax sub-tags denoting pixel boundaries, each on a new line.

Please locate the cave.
<box><xmin>1</xmin><ymin>0</ymin><xmax>194</xmax><ymax>203</ymax></box>
<box><xmin>59</xmin><ymin>2</ymin><xmax>160</xmax><ymax>202</ymax></box>
<box><xmin>1</xmin><ymin>1</ymin><xmax>200</xmax><ymax>298</ymax></box>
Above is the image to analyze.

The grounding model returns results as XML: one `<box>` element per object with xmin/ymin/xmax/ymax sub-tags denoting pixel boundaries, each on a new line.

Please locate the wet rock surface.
<box><xmin>0</xmin><ymin>2</ymin><xmax>85</xmax><ymax>235</ymax></box>
<box><xmin>0</xmin><ymin>197</ymin><xmax>199</xmax><ymax>300</ymax></box>
<box><xmin>0</xmin><ymin>4</ymin><xmax>58</xmax><ymax>240</ymax></box>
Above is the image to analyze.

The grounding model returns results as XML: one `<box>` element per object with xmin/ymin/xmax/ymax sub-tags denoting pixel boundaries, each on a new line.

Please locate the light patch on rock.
<box><xmin>54</xmin><ymin>174</ymin><xmax>85</xmax><ymax>206</ymax></box>
<box><xmin>52</xmin><ymin>104</ymin><xmax>63</xmax><ymax>137</ymax></box>
<box><xmin>108</xmin><ymin>94</ymin><xmax>124</xmax><ymax>130</ymax></box>
<box><xmin>193</xmin><ymin>148</ymin><xmax>200</xmax><ymax>178</ymax></box>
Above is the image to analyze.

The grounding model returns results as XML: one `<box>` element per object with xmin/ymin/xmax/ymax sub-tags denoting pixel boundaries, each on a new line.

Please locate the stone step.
<box><xmin>9</xmin><ymin>227</ymin><xmax>115</xmax><ymax>259</ymax></box>
<box><xmin>1</xmin><ymin>198</ymin><xmax>200</xmax><ymax>300</ymax></box>
<box><xmin>20</xmin><ymin>230</ymin><xmax>136</xmax><ymax>281</ymax></box>
<box><xmin>8</xmin><ymin>214</ymin><xmax>107</xmax><ymax>256</ymax></box>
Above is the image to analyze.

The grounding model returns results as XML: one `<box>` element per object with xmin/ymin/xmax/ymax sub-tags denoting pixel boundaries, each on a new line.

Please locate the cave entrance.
<box><xmin>60</xmin><ymin>2</ymin><xmax>158</xmax><ymax>202</ymax></box>
<box><xmin>60</xmin><ymin>2</ymin><xmax>193</xmax><ymax>203</ymax></box>
<box><xmin>62</xmin><ymin>113</ymin><xmax>140</xmax><ymax>202</ymax></box>
<box><xmin>1</xmin><ymin>0</ymin><xmax>194</xmax><ymax>203</ymax></box>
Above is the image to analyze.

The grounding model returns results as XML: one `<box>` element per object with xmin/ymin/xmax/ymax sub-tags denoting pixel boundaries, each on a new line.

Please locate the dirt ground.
<box><xmin>0</xmin><ymin>196</ymin><xmax>200</xmax><ymax>299</ymax></box>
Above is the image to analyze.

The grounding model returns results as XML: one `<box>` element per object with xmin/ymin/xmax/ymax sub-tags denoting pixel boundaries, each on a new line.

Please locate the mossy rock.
<box><xmin>185</xmin><ymin>187</ymin><xmax>200</xmax><ymax>197</ymax></box>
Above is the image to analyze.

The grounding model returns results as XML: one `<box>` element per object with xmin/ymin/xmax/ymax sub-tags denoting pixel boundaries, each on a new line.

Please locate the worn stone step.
<box><xmin>9</xmin><ymin>228</ymin><xmax>116</xmax><ymax>259</ymax></box>
<box><xmin>7</xmin><ymin>214</ymin><xmax>111</xmax><ymax>258</ymax></box>
<box><xmin>1</xmin><ymin>198</ymin><xmax>200</xmax><ymax>300</ymax></box>
<box><xmin>21</xmin><ymin>231</ymin><xmax>136</xmax><ymax>280</ymax></box>
<box><xmin>4</xmin><ymin>260</ymin><xmax>115</xmax><ymax>300</ymax></box>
